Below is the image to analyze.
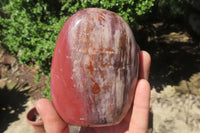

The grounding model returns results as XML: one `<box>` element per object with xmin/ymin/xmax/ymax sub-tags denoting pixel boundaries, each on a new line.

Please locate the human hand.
<box><xmin>36</xmin><ymin>50</ymin><xmax>151</xmax><ymax>133</ymax></box>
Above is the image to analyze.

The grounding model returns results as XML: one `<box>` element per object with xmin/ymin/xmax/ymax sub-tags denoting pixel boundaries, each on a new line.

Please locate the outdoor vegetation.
<box><xmin>0</xmin><ymin>0</ymin><xmax>194</xmax><ymax>99</ymax></box>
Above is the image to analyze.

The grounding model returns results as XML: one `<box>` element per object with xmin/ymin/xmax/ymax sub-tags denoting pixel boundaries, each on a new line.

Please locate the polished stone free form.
<box><xmin>51</xmin><ymin>8</ymin><xmax>139</xmax><ymax>127</ymax></box>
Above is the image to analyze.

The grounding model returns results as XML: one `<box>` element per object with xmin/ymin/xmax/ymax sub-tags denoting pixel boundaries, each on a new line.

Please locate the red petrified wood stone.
<box><xmin>51</xmin><ymin>8</ymin><xmax>139</xmax><ymax>127</ymax></box>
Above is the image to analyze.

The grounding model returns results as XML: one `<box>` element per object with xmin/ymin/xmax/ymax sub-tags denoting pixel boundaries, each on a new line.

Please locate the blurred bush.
<box><xmin>60</xmin><ymin>0</ymin><xmax>155</xmax><ymax>28</ymax></box>
<box><xmin>0</xmin><ymin>0</ymin><xmax>155</xmax><ymax>98</ymax></box>
<box><xmin>0</xmin><ymin>0</ymin><xmax>65</xmax><ymax>74</ymax></box>
<box><xmin>153</xmin><ymin>0</ymin><xmax>191</xmax><ymax>21</ymax></box>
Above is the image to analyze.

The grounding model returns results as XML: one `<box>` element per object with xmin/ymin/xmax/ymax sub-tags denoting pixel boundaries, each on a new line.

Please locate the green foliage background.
<box><xmin>156</xmin><ymin>0</ymin><xmax>191</xmax><ymax>20</ymax></box>
<box><xmin>0</xmin><ymin>0</ymin><xmax>156</xmax><ymax>72</ymax></box>
<box><xmin>1</xmin><ymin>0</ymin><xmax>158</xmax><ymax>98</ymax></box>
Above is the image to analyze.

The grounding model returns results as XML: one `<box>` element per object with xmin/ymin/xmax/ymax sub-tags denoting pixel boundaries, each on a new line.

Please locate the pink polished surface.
<box><xmin>51</xmin><ymin>8</ymin><xmax>139</xmax><ymax>127</ymax></box>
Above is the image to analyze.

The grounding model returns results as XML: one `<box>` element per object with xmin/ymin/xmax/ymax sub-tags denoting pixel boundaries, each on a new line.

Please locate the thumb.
<box><xmin>36</xmin><ymin>98</ymin><xmax>69</xmax><ymax>133</ymax></box>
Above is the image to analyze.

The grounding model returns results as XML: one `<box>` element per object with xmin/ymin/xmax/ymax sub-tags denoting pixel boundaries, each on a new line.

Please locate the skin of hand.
<box><xmin>36</xmin><ymin>50</ymin><xmax>151</xmax><ymax>133</ymax></box>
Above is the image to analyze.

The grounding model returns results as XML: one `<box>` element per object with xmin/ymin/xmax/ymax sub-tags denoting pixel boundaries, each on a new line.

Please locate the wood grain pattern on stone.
<box><xmin>51</xmin><ymin>8</ymin><xmax>139</xmax><ymax>127</ymax></box>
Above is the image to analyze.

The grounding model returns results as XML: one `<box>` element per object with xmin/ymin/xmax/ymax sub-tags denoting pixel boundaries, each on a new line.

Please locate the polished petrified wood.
<box><xmin>51</xmin><ymin>8</ymin><xmax>139</xmax><ymax>127</ymax></box>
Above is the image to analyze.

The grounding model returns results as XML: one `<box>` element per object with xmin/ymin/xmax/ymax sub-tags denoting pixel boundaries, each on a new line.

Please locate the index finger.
<box><xmin>128</xmin><ymin>79</ymin><xmax>151</xmax><ymax>133</ymax></box>
<box><xmin>139</xmin><ymin>51</ymin><xmax>151</xmax><ymax>80</ymax></box>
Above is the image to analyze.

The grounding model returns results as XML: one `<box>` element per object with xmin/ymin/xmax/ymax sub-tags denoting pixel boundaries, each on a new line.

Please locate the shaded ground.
<box><xmin>0</xmin><ymin>46</ymin><xmax>46</xmax><ymax>133</ymax></box>
<box><xmin>0</xmin><ymin>87</ymin><xmax>29</xmax><ymax>133</ymax></box>
<box><xmin>0</xmin><ymin>22</ymin><xmax>199</xmax><ymax>133</ymax></box>
<box><xmin>3</xmin><ymin>99</ymin><xmax>35</xmax><ymax>133</ymax></box>
<box><xmin>0</xmin><ymin>46</ymin><xmax>47</xmax><ymax>99</ymax></box>
<box><xmin>135</xmin><ymin>22</ymin><xmax>200</xmax><ymax>92</ymax></box>
<box><xmin>134</xmin><ymin>22</ymin><xmax>200</xmax><ymax>133</ymax></box>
